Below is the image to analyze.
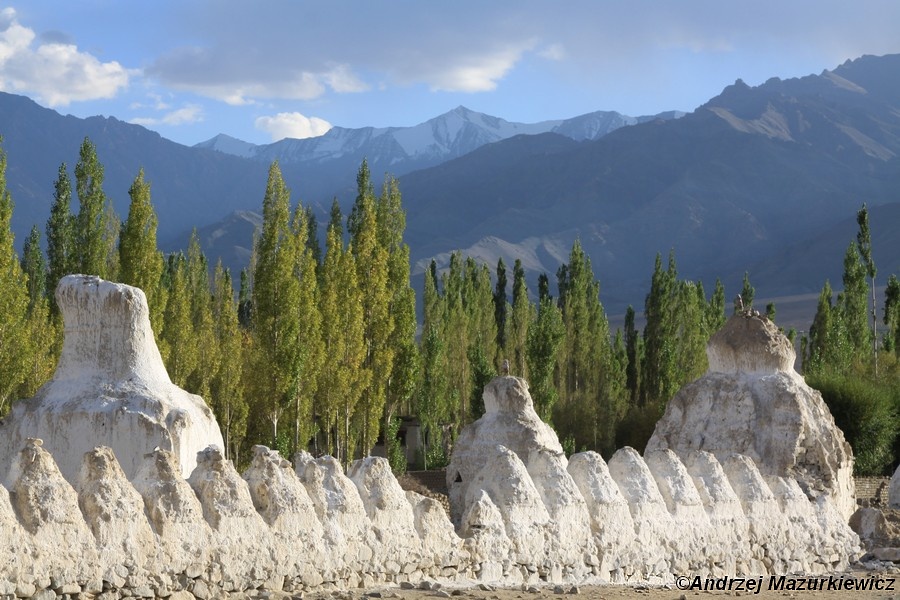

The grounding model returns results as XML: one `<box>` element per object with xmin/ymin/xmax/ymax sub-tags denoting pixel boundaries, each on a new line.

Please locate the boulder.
<box><xmin>0</xmin><ymin>276</ymin><xmax>224</xmax><ymax>485</ymax></box>
<box><xmin>889</xmin><ymin>465</ymin><xmax>900</xmax><ymax>509</ymax></box>
<box><xmin>646</xmin><ymin>314</ymin><xmax>855</xmax><ymax>519</ymax></box>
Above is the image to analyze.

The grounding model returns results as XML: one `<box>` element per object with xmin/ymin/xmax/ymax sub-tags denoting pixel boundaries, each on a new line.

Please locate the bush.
<box><xmin>385</xmin><ymin>417</ymin><xmax>407</xmax><ymax>476</ymax></box>
<box><xmin>807</xmin><ymin>373</ymin><xmax>899</xmax><ymax>476</ymax></box>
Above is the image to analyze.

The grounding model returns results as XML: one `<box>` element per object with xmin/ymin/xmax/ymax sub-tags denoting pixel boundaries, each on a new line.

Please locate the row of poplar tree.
<box><xmin>2</xmin><ymin>136</ymin><xmax>900</xmax><ymax>473</ymax></box>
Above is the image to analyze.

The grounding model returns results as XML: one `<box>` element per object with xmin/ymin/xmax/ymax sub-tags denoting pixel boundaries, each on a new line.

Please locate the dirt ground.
<box><xmin>307</xmin><ymin>569</ymin><xmax>900</xmax><ymax>600</ymax></box>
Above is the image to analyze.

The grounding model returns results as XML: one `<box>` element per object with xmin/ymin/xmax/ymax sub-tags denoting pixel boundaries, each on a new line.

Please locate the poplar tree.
<box><xmin>22</xmin><ymin>224</ymin><xmax>58</xmax><ymax>400</ymax></box>
<box><xmin>0</xmin><ymin>140</ymin><xmax>36</xmax><ymax>415</ymax></box>
<box><xmin>74</xmin><ymin>137</ymin><xmax>112</xmax><ymax>277</ymax></box>
<box><xmin>883</xmin><ymin>275</ymin><xmax>900</xmax><ymax>354</ymax></box>
<box><xmin>348</xmin><ymin>160</ymin><xmax>393</xmax><ymax>454</ymax></box>
<box><xmin>707</xmin><ymin>279</ymin><xmax>726</xmax><ymax>332</ymax></box>
<box><xmin>46</xmin><ymin>163</ymin><xmax>75</xmax><ymax>305</ymax></box>
<box><xmin>210</xmin><ymin>261</ymin><xmax>247</xmax><ymax>460</ymax></box>
<box><xmin>21</xmin><ymin>226</ymin><xmax>47</xmax><ymax>310</ymax></box>
<box><xmin>377</xmin><ymin>176</ymin><xmax>419</xmax><ymax>438</ymax></box>
<box><xmin>160</xmin><ymin>253</ymin><xmax>195</xmax><ymax>385</ymax></box>
<box><xmin>856</xmin><ymin>204</ymin><xmax>877</xmax><ymax>372</ymax></box>
<box><xmin>806</xmin><ymin>281</ymin><xmax>836</xmax><ymax>373</ymax></box>
<box><xmin>494</xmin><ymin>258</ymin><xmax>509</xmax><ymax>356</ymax></box>
<box><xmin>419</xmin><ymin>260</ymin><xmax>450</xmax><ymax>465</ymax></box>
<box><xmin>318</xmin><ymin>219</ymin><xmax>367</xmax><ymax>462</ymax></box>
<box><xmin>641</xmin><ymin>252</ymin><xmax>677</xmax><ymax>408</ymax></box>
<box><xmin>186</xmin><ymin>231</ymin><xmax>218</xmax><ymax>400</ymax></box>
<box><xmin>509</xmin><ymin>259</ymin><xmax>533</xmax><ymax>377</ymax></box>
<box><xmin>838</xmin><ymin>241</ymin><xmax>870</xmax><ymax>360</ymax></box>
<box><xmin>442</xmin><ymin>252</ymin><xmax>470</xmax><ymax>427</ymax></box>
<box><xmin>556</xmin><ymin>239</ymin><xmax>624</xmax><ymax>453</ymax></box>
<box><xmin>526</xmin><ymin>294</ymin><xmax>564</xmax><ymax>421</ymax></box>
<box><xmin>624</xmin><ymin>305</ymin><xmax>640</xmax><ymax>404</ymax></box>
<box><xmin>119</xmin><ymin>169</ymin><xmax>165</xmax><ymax>331</ymax></box>
<box><xmin>290</xmin><ymin>204</ymin><xmax>325</xmax><ymax>453</ymax></box>
<box><xmin>465</xmin><ymin>259</ymin><xmax>497</xmax><ymax>421</ymax></box>
<box><xmin>740</xmin><ymin>271</ymin><xmax>755</xmax><ymax>311</ymax></box>
<box><xmin>252</xmin><ymin>163</ymin><xmax>301</xmax><ymax>446</ymax></box>
<box><xmin>304</xmin><ymin>206</ymin><xmax>321</xmax><ymax>266</ymax></box>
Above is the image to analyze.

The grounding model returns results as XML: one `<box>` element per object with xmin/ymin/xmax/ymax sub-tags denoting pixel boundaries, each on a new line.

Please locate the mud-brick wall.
<box><xmin>855</xmin><ymin>477</ymin><xmax>891</xmax><ymax>506</ymax></box>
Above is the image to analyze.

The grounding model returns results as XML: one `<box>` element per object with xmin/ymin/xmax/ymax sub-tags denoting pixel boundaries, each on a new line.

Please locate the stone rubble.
<box><xmin>0</xmin><ymin>279</ymin><xmax>866</xmax><ymax>598</ymax></box>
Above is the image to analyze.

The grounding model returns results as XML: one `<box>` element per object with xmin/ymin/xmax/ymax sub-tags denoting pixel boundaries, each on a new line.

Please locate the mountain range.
<box><xmin>1</xmin><ymin>54</ymin><xmax>899</xmax><ymax>330</ymax></box>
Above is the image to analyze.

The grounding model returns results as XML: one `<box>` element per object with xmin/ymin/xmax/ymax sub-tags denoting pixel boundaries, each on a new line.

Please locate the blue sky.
<box><xmin>3</xmin><ymin>1</ymin><xmax>900</xmax><ymax>147</ymax></box>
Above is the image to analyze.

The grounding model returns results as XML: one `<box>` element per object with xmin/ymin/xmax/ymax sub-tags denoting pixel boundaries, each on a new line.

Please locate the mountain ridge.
<box><xmin>1</xmin><ymin>54</ymin><xmax>899</xmax><ymax>329</ymax></box>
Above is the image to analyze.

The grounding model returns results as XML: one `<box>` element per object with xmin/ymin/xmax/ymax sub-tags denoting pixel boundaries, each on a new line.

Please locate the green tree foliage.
<box><xmin>509</xmin><ymin>259</ymin><xmax>533</xmax><ymax>377</ymax></box>
<box><xmin>623</xmin><ymin>305</ymin><xmax>640</xmax><ymax>404</ymax></box>
<box><xmin>46</xmin><ymin>163</ymin><xmax>75</xmax><ymax>306</ymax></box>
<box><xmin>186</xmin><ymin>231</ymin><xmax>218</xmax><ymax>401</ymax></box>
<box><xmin>348</xmin><ymin>160</ymin><xmax>394</xmax><ymax>455</ymax></box>
<box><xmin>251</xmin><ymin>163</ymin><xmax>303</xmax><ymax>446</ymax></box>
<box><xmin>210</xmin><ymin>262</ymin><xmax>248</xmax><ymax>460</ymax></box>
<box><xmin>839</xmin><ymin>241</ymin><xmax>871</xmax><ymax>358</ymax></box>
<box><xmin>554</xmin><ymin>239</ymin><xmax>625</xmax><ymax>455</ymax></box>
<box><xmin>377</xmin><ymin>176</ymin><xmax>419</xmax><ymax>442</ymax></box>
<box><xmin>21</xmin><ymin>226</ymin><xmax>47</xmax><ymax>310</ymax></box>
<box><xmin>857</xmin><ymin>204</ymin><xmax>878</xmax><ymax>371</ymax></box>
<box><xmin>526</xmin><ymin>294</ymin><xmax>565</xmax><ymax>421</ymax></box>
<box><xmin>442</xmin><ymin>252</ymin><xmax>471</xmax><ymax>428</ymax></box>
<box><xmin>17</xmin><ymin>225</ymin><xmax>58</xmax><ymax>398</ymax></box>
<box><xmin>740</xmin><ymin>271</ymin><xmax>755</xmax><ymax>311</ymax></box>
<box><xmin>74</xmin><ymin>137</ymin><xmax>115</xmax><ymax>278</ymax></box>
<box><xmin>418</xmin><ymin>261</ymin><xmax>450</xmax><ymax>467</ymax></box>
<box><xmin>290</xmin><ymin>205</ymin><xmax>325</xmax><ymax>453</ymax></box>
<box><xmin>468</xmin><ymin>344</ymin><xmax>495</xmax><ymax>421</ymax></box>
<box><xmin>0</xmin><ymin>141</ymin><xmax>40</xmax><ymax>415</ymax></box>
<box><xmin>494</xmin><ymin>258</ymin><xmax>509</xmax><ymax>357</ymax></box>
<box><xmin>806</xmin><ymin>281</ymin><xmax>837</xmax><ymax>373</ymax></box>
<box><xmin>417</xmin><ymin>323</ymin><xmax>449</xmax><ymax>469</ymax></box>
<box><xmin>707</xmin><ymin>279</ymin><xmax>726</xmax><ymax>332</ymax></box>
<box><xmin>119</xmin><ymin>169</ymin><xmax>165</xmax><ymax>332</ymax></box>
<box><xmin>641</xmin><ymin>252</ymin><xmax>678</xmax><ymax>408</ymax></box>
<box><xmin>160</xmin><ymin>253</ymin><xmax>195</xmax><ymax>386</ymax></box>
<box><xmin>808</xmin><ymin>373</ymin><xmax>897</xmax><ymax>475</ymax></box>
<box><xmin>884</xmin><ymin>274</ymin><xmax>900</xmax><ymax>353</ymax></box>
<box><xmin>318</xmin><ymin>209</ymin><xmax>368</xmax><ymax>462</ymax></box>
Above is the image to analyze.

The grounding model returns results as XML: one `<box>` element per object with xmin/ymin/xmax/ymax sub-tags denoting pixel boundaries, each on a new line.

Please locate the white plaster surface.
<box><xmin>0</xmin><ymin>276</ymin><xmax>224</xmax><ymax>485</ymax></box>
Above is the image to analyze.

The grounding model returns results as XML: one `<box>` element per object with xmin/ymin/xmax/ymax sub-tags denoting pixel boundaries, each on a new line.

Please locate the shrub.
<box><xmin>807</xmin><ymin>373</ymin><xmax>898</xmax><ymax>476</ymax></box>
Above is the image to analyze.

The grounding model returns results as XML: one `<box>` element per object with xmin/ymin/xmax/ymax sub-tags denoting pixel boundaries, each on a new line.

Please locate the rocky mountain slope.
<box><xmin>1</xmin><ymin>55</ymin><xmax>899</xmax><ymax>322</ymax></box>
<box><xmin>397</xmin><ymin>54</ymin><xmax>900</xmax><ymax>312</ymax></box>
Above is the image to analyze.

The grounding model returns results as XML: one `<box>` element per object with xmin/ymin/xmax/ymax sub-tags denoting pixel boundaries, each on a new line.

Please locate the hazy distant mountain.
<box><xmin>196</xmin><ymin>105</ymin><xmax>683</xmax><ymax>171</ymax></box>
<box><xmin>3</xmin><ymin>54</ymin><xmax>900</xmax><ymax>331</ymax></box>
<box><xmin>397</xmin><ymin>54</ymin><xmax>900</xmax><ymax>314</ymax></box>
<box><xmin>0</xmin><ymin>92</ymin><xmax>273</xmax><ymax>247</ymax></box>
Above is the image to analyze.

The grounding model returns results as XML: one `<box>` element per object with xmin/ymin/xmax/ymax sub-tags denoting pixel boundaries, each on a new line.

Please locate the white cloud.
<box><xmin>131</xmin><ymin>104</ymin><xmax>204</xmax><ymax>127</ymax></box>
<box><xmin>0</xmin><ymin>8</ymin><xmax>129</xmax><ymax>106</ymax></box>
<box><xmin>418</xmin><ymin>42</ymin><xmax>535</xmax><ymax>93</ymax></box>
<box><xmin>324</xmin><ymin>64</ymin><xmax>369</xmax><ymax>93</ymax></box>
<box><xmin>148</xmin><ymin>47</ymin><xmax>367</xmax><ymax>103</ymax></box>
<box><xmin>538</xmin><ymin>43</ymin><xmax>566</xmax><ymax>61</ymax></box>
<box><xmin>255</xmin><ymin>112</ymin><xmax>332</xmax><ymax>141</ymax></box>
